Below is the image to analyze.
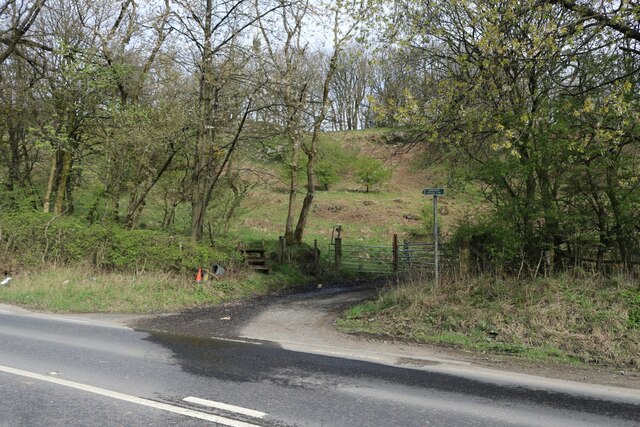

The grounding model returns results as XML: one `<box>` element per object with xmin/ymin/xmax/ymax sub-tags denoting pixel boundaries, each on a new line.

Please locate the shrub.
<box><xmin>450</xmin><ymin>213</ymin><xmax>522</xmax><ymax>273</ymax></box>
<box><xmin>354</xmin><ymin>157</ymin><xmax>392</xmax><ymax>192</ymax></box>
<box><xmin>0</xmin><ymin>211</ymin><xmax>237</xmax><ymax>273</ymax></box>
<box><xmin>315</xmin><ymin>158</ymin><xmax>341</xmax><ymax>190</ymax></box>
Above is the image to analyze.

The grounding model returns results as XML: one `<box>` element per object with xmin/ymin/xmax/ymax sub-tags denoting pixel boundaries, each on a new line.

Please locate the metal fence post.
<box><xmin>434</xmin><ymin>194</ymin><xmax>439</xmax><ymax>287</ymax></box>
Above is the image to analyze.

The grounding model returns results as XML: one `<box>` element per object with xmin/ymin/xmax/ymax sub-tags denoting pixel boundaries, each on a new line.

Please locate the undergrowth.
<box><xmin>0</xmin><ymin>211</ymin><xmax>237</xmax><ymax>273</ymax></box>
<box><xmin>336</xmin><ymin>272</ymin><xmax>640</xmax><ymax>368</ymax></box>
<box><xmin>0</xmin><ymin>212</ymin><xmax>322</xmax><ymax>313</ymax></box>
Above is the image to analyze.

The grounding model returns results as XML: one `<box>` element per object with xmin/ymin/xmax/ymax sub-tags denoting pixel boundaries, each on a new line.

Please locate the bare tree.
<box><xmin>255</xmin><ymin>0</ymin><xmax>315</xmax><ymax>244</ymax></box>
<box><xmin>173</xmin><ymin>0</ymin><xmax>279</xmax><ymax>241</ymax></box>
<box><xmin>255</xmin><ymin>0</ymin><xmax>373</xmax><ymax>244</ymax></box>
<box><xmin>292</xmin><ymin>0</ymin><xmax>374</xmax><ymax>244</ymax></box>
<box><xmin>329</xmin><ymin>46</ymin><xmax>370</xmax><ymax>130</ymax></box>
<box><xmin>0</xmin><ymin>0</ymin><xmax>46</xmax><ymax>66</ymax></box>
<box><xmin>92</xmin><ymin>0</ymin><xmax>172</xmax><ymax>105</ymax></box>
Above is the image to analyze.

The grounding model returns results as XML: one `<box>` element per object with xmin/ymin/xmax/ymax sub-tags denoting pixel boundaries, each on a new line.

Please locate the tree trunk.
<box><xmin>537</xmin><ymin>165</ymin><xmax>558</xmax><ymax>274</ymax></box>
<box><xmin>586</xmin><ymin>168</ymin><xmax>608</xmax><ymax>272</ymax></box>
<box><xmin>605</xmin><ymin>166</ymin><xmax>629</xmax><ymax>272</ymax></box>
<box><xmin>283</xmin><ymin>82</ymin><xmax>307</xmax><ymax>244</ymax></box>
<box><xmin>7</xmin><ymin>123</ymin><xmax>22</xmax><ymax>190</ymax></box>
<box><xmin>284</xmin><ymin>137</ymin><xmax>300</xmax><ymax>243</ymax></box>
<box><xmin>53</xmin><ymin>151</ymin><xmax>71</xmax><ymax>215</ymax></box>
<box><xmin>293</xmin><ymin>144</ymin><xmax>315</xmax><ymax>244</ymax></box>
<box><xmin>190</xmin><ymin>193</ymin><xmax>208</xmax><ymax>241</ymax></box>
<box><xmin>293</xmin><ymin>45</ymin><xmax>340</xmax><ymax>244</ymax></box>
<box><xmin>124</xmin><ymin>148</ymin><xmax>175</xmax><ymax>229</ymax></box>
<box><xmin>190</xmin><ymin>0</ymin><xmax>213</xmax><ymax>242</ymax></box>
<box><xmin>43</xmin><ymin>151</ymin><xmax>59</xmax><ymax>213</ymax></box>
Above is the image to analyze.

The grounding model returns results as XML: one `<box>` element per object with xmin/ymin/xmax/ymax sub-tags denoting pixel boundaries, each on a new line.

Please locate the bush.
<box><xmin>315</xmin><ymin>158</ymin><xmax>341</xmax><ymax>190</ymax></box>
<box><xmin>354</xmin><ymin>157</ymin><xmax>392</xmax><ymax>192</ymax></box>
<box><xmin>315</xmin><ymin>138</ymin><xmax>359</xmax><ymax>190</ymax></box>
<box><xmin>0</xmin><ymin>211</ymin><xmax>237</xmax><ymax>273</ymax></box>
<box><xmin>450</xmin><ymin>213</ymin><xmax>522</xmax><ymax>273</ymax></box>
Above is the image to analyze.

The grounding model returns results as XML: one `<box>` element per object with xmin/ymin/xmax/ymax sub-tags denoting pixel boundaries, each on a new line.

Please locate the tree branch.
<box><xmin>542</xmin><ymin>0</ymin><xmax>640</xmax><ymax>43</ymax></box>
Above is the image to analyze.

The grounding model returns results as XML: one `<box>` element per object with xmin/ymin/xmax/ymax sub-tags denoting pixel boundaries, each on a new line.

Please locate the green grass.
<box><xmin>336</xmin><ymin>273</ymin><xmax>640</xmax><ymax>368</ymax></box>
<box><xmin>0</xmin><ymin>264</ymin><xmax>316</xmax><ymax>313</ymax></box>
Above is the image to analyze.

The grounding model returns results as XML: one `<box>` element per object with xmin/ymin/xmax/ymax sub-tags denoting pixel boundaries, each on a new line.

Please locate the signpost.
<box><xmin>421</xmin><ymin>188</ymin><xmax>445</xmax><ymax>196</ymax></box>
<box><xmin>422</xmin><ymin>188</ymin><xmax>444</xmax><ymax>286</ymax></box>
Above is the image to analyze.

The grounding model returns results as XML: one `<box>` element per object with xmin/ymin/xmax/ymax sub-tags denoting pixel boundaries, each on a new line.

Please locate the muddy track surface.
<box><xmin>130</xmin><ymin>284</ymin><xmax>640</xmax><ymax>391</ymax></box>
<box><xmin>130</xmin><ymin>284</ymin><xmax>380</xmax><ymax>341</ymax></box>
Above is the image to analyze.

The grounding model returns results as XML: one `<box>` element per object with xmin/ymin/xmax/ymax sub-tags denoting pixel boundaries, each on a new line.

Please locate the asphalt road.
<box><xmin>0</xmin><ymin>306</ymin><xmax>639</xmax><ymax>426</ymax></box>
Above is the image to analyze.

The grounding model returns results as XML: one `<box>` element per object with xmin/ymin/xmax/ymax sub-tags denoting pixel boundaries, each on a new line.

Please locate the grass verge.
<box><xmin>0</xmin><ymin>264</ymin><xmax>313</xmax><ymax>313</ymax></box>
<box><xmin>336</xmin><ymin>272</ymin><xmax>640</xmax><ymax>368</ymax></box>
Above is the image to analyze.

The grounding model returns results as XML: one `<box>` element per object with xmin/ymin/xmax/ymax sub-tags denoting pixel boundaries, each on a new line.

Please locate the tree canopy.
<box><xmin>1</xmin><ymin>0</ymin><xmax>639</xmax><ymax>273</ymax></box>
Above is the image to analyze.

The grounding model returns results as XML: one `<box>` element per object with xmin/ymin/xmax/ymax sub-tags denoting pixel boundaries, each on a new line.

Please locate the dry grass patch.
<box><xmin>337</xmin><ymin>273</ymin><xmax>640</xmax><ymax>368</ymax></box>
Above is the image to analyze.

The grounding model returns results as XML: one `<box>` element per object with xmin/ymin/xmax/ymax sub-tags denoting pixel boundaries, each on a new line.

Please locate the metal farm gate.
<box><xmin>330</xmin><ymin>241</ymin><xmax>396</xmax><ymax>274</ymax></box>
<box><xmin>328</xmin><ymin>230</ymin><xmax>444</xmax><ymax>275</ymax></box>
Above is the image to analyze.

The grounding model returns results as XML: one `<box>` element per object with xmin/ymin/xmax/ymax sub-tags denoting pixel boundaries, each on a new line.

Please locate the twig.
<box><xmin>533</xmin><ymin>251</ymin><xmax>543</xmax><ymax>279</ymax></box>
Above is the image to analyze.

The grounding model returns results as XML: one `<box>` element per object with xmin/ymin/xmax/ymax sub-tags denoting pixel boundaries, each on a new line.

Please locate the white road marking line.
<box><xmin>184</xmin><ymin>396</ymin><xmax>267</xmax><ymax>419</ymax></box>
<box><xmin>0</xmin><ymin>364</ymin><xmax>259</xmax><ymax>427</ymax></box>
<box><xmin>212</xmin><ymin>337</ymin><xmax>263</xmax><ymax>346</ymax></box>
<box><xmin>0</xmin><ymin>310</ymin><xmax>14</xmax><ymax>314</ymax></box>
<box><xmin>47</xmin><ymin>316</ymin><xmax>90</xmax><ymax>324</ymax></box>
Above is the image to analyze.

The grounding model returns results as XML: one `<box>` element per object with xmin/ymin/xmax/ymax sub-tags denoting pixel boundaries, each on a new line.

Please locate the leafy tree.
<box><xmin>255</xmin><ymin>0</ymin><xmax>316</xmax><ymax>245</ymax></box>
<box><xmin>383</xmin><ymin>0</ymin><xmax>640</xmax><ymax>271</ymax></box>
<box><xmin>355</xmin><ymin>157</ymin><xmax>391</xmax><ymax>193</ymax></box>
<box><xmin>541</xmin><ymin>0</ymin><xmax>640</xmax><ymax>48</ymax></box>
<box><xmin>38</xmin><ymin>0</ymin><xmax>116</xmax><ymax>215</ymax></box>
<box><xmin>314</xmin><ymin>159</ymin><xmax>340</xmax><ymax>191</ymax></box>
<box><xmin>173</xmin><ymin>0</ymin><xmax>274</xmax><ymax>241</ymax></box>
<box><xmin>292</xmin><ymin>0</ymin><xmax>374</xmax><ymax>244</ymax></box>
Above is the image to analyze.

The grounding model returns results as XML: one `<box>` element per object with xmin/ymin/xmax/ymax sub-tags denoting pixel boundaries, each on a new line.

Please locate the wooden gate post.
<box><xmin>334</xmin><ymin>237</ymin><xmax>342</xmax><ymax>267</ymax></box>
<box><xmin>392</xmin><ymin>234</ymin><xmax>399</xmax><ymax>272</ymax></box>
<box><xmin>314</xmin><ymin>239</ymin><xmax>319</xmax><ymax>268</ymax></box>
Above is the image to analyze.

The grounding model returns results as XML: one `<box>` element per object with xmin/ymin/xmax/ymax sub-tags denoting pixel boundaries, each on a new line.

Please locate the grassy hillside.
<box><xmin>230</xmin><ymin>129</ymin><xmax>481</xmax><ymax>247</ymax></box>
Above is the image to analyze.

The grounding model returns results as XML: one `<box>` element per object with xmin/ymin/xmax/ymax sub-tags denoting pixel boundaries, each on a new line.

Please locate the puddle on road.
<box><xmin>139</xmin><ymin>330</ymin><xmax>272</xmax><ymax>383</ymax></box>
